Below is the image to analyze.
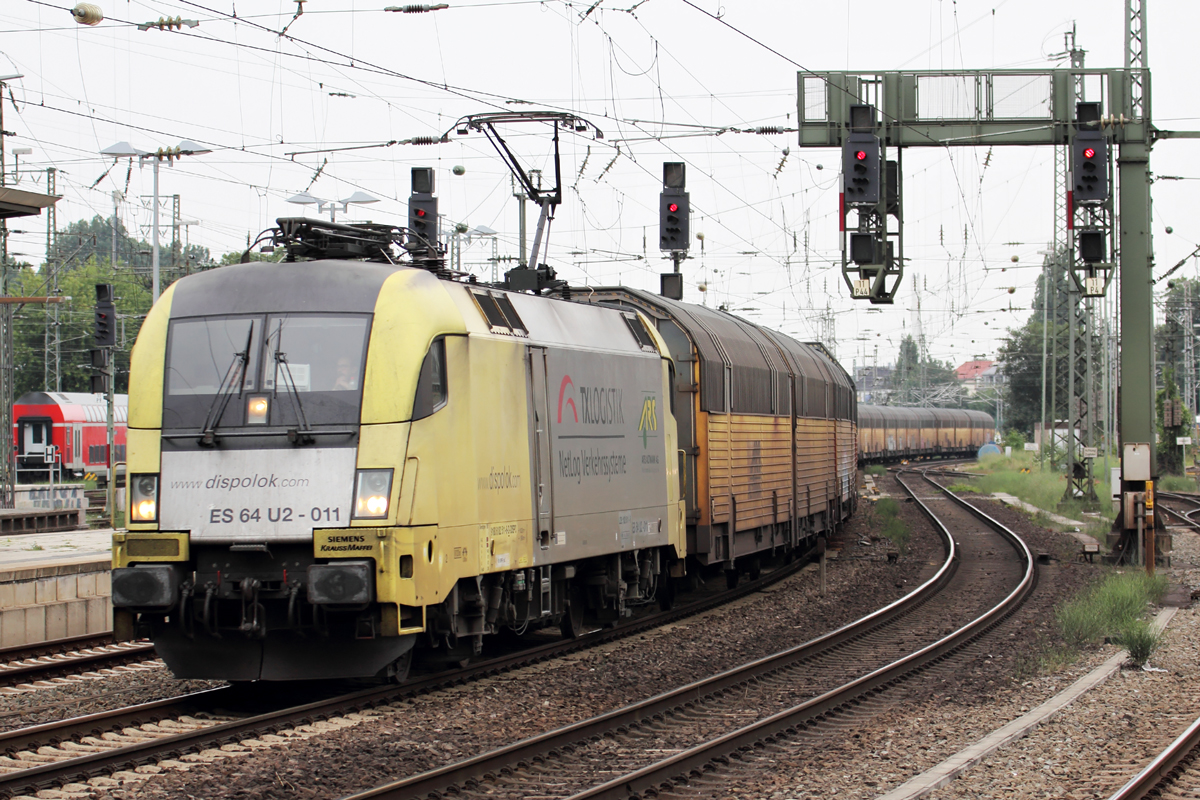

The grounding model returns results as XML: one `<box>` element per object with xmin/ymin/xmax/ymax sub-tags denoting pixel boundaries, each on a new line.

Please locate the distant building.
<box><xmin>955</xmin><ymin>359</ymin><xmax>1002</xmax><ymax>396</ymax></box>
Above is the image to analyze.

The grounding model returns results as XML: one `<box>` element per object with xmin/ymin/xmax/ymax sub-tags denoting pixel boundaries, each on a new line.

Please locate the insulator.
<box><xmin>755</xmin><ymin>126</ymin><xmax>782</xmax><ymax>135</ymax></box>
<box><xmin>409</xmin><ymin>136</ymin><xmax>439</xmax><ymax>146</ymax></box>
<box><xmin>71</xmin><ymin>2</ymin><xmax>104</xmax><ymax>25</ymax></box>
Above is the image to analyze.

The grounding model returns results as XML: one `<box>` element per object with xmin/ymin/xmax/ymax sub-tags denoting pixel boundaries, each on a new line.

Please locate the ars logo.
<box><xmin>638</xmin><ymin>394</ymin><xmax>657</xmax><ymax>448</ymax></box>
<box><xmin>557</xmin><ymin>375</ymin><xmax>578</xmax><ymax>423</ymax></box>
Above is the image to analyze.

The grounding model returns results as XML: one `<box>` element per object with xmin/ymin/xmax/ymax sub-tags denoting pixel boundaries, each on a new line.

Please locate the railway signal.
<box><xmin>842</xmin><ymin>134</ymin><xmax>880</xmax><ymax>205</ymax></box>
<box><xmin>838</xmin><ymin>105</ymin><xmax>900</xmax><ymax>304</ymax></box>
<box><xmin>659</xmin><ymin>162</ymin><xmax>689</xmax><ymax>251</ymax></box>
<box><xmin>1072</xmin><ymin>133</ymin><xmax>1109</xmax><ymax>204</ymax></box>
<box><xmin>93</xmin><ymin>284</ymin><xmax>115</xmax><ymax>347</ymax></box>
<box><xmin>659</xmin><ymin>162</ymin><xmax>689</xmax><ymax>300</ymax></box>
<box><xmin>408</xmin><ymin>167</ymin><xmax>438</xmax><ymax>252</ymax></box>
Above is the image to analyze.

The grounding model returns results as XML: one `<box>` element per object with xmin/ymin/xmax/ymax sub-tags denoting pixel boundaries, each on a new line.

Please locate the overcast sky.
<box><xmin>1</xmin><ymin>0</ymin><xmax>1198</xmax><ymax>377</ymax></box>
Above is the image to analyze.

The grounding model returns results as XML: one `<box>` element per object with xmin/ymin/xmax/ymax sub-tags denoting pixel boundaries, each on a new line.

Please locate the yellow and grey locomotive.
<box><xmin>112</xmin><ymin>221</ymin><xmax>683</xmax><ymax>680</ymax></box>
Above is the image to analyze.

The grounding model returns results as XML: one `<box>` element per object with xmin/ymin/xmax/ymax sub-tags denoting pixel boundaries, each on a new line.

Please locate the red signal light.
<box><xmin>1083</xmin><ymin>147</ymin><xmax>1095</xmax><ymax>159</ymax></box>
<box><xmin>668</xmin><ymin>203</ymin><xmax>679</xmax><ymax>213</ymax></box>
<box><xmin>855</xmin><ymin>150</ymin><xmax>867</xmax><ymax>161</ymax></box>
<box><xmin>415</xmin><ymin>208</ymin><xmax>426</xmax><ymax>217</ymax></box>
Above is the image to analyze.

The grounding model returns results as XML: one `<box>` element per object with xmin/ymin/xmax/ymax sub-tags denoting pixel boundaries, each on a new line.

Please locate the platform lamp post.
<box><xmin>285</xmin><ymin>191</ymin><xmax>379</xmax><ymax>223</ymax></box>
<box><xmin>100</xmin><ymin>140</ymin><xmax>211</xmax><ymax>302</ymax></box>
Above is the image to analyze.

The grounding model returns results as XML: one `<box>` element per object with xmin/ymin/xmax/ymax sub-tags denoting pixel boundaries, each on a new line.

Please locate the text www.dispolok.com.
<box><xmin>170</xmin><ymin>474</ymin><xmax>311</xmax><ymax>491</ymax></box>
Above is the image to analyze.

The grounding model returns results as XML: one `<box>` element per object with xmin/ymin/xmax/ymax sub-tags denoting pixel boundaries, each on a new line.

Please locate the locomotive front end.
<box><xmin>113</xmin><ymin>261</ymin><xmax>457</xmax><ymax>681</ymax></box>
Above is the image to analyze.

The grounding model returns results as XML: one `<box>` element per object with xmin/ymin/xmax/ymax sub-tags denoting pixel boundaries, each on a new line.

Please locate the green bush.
<box><xmin>1057</xmin><ymin>599</ymin><xmax>1106</xmax><ymax>646</ymax></box>
<box><xmin>882</xmin><ymin>516</ymin><xmax>910</xmax><ymax>552</ymax></box>
<box><xmin>1056</xmin><ymin>571</ymin><xmax>1167</xmax><ymax>648</ymax></box>
<box><xmin>873</xmin><ymin>497</ymin><xmax>900</xmax><ymax>518</ymax></box>
<box><xmin>865</xmin><ymin>464</ymin><xmax>887</xmax><ymax>476</ymax></box>
<box><xmin>969</xmin><ymin>458</ymin><xmax>1117</xmax><ymax>524</ymax></box>
<box><xmin>1158</xmin><ymin>474</ymin><xmax>1197</xmax><ymax>492</ymax></box>
<box><xmin>1112</xmin><ymin>620</ymin><xmax>1163</xmax><ymax>667</ymax></box>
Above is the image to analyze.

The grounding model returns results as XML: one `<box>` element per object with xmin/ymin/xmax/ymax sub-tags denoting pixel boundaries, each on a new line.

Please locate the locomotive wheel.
<box><xmin>560</xmin><ymin>585</ymin><xmax>585</xmax><ymax>639</ymax></box>
<box><xmin>388</xmin><ymin>649</ymin><xmax>414</xmax><ymax>683</ymax></box>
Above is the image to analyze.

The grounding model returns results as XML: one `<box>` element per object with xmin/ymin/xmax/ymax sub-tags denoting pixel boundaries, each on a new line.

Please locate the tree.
<box><xmin>50</xmin><ymin>215</ymin><xmax>211</xmax><ymax>288</ymax></box>
<box><xmin>9</xmin><ymin>256</ymin><xmax>153</xmax><ymax>398</ymax></box>
<box><xmin>1156</xmin><ymin>277</ymin><xmax>1200</xmax><ymax>410</ymax></box>
<box><xmin>996</xmin><ymin>252</ymin><xmax>1081</xmax><ymax>437</ymax></box>
<box><xmin>1157</xmin><ymin>366</ymin><xmax>1193</xmax><ymax>475</ymax></box>
<box><xmin>997</xmin><ymin>318</ymin><xmax>1046</xmax><ymax>436</ymax></box>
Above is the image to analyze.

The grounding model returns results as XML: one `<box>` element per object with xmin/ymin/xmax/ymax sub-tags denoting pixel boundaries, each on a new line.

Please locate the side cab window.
<box><xmin>412</xmin><ymin>338</ymin><xmax>448</xmax><ymax>421</ymax></box>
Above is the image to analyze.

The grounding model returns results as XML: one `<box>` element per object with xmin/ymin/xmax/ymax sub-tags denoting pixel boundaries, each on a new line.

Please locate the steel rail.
<box><xmin>0</xmin><ymin>642</ymin><xmax>157</xmax><ymax>687</ymax></box>
<box><xmin>1157</xmin><ymin>491</ymin><xmax>1200</xmax><ymax>528</ymax></box>
<box><xmin>549</xmin><ymin>469</ymin><xmax>1035</xmax><ymax>800</ymax></box>
<box><xmin>1107</xmin><ymin>712</ymin><xmax>1200</xmax><ymax>799</ymax></box>
<box><xmin>341</xmin><ymin>469</ymin><xmax>975</xmax><ymax>800</ymax></box>
<box><xmin>0</xmin><ymin>633</ymin><xmax>122</xmax><ymax>663</ymax></box>
<box><xmin>0</xmin><ymin>548</ymin><xmax>812</xmax><ymax>799</ymax></box>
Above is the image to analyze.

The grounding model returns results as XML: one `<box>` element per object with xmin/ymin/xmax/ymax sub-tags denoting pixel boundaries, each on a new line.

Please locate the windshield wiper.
<box><xmin>199</xmin><ymin>325</ymin><xmax>253</xmax><ymax>447</ymax></box>
<box><xmin>272</xmin><ymin>321</ymin><xmax>315</xmax><ymax>446</ymax></box>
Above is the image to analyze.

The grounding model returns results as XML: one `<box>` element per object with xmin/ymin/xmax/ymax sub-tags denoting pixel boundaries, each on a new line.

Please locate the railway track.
<box><xmin>0</xmin><ymin>545</ymin><xmax>816</xmax><ymax>798</ymax></box>
<box><xmin>1157</xmin><ymin>491</ymin><xmax>1200</xmax><ymax>531</ymax></box>
<box><xmin>1107</xmin><ymin>711</ymin><xmax>1200</xmax><ymax>800</ymax></box>
<box><xmin>339</xmin><ymin>466</ymin><xmax>1034</xmax><ymax>800</ymax></box>
<box><xmin>0</xmin><ymin>634</ymin><xmax>156</xmax><ymax>689</ymax></box>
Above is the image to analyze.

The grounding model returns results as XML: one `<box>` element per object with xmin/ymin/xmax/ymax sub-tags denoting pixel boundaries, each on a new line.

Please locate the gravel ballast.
<box><xmin>26</xmin><ymin>474</ymin><xmax>1189</xmax><ymax>800</ymax></box>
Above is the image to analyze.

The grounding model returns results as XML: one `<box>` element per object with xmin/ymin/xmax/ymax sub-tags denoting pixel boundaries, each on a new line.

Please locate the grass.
<box><xmin>1112</xmin><ymin>620</ymin><xmax>1164</xmax><ymax>667</ymax></box>
<box><xmin>970</xmin><ymin>452</ymin><xmax>1117</xmax><ymax>525</ymax></box>
<box><xmin>1015</xmin><ymin>570</ymin><xmax>1168</xmax><ymax>677</ymax></box>
<box><xmin>1057</xmin><ymin>570</ymin><xmax>1167</xmax><ymax>648</ymax></box>
<box><xmin>945</xmin><ymin>483</ymin><xmax>977</xmax><ymax>493</ymax></box>
<box><xmin>864</xmin><ymin>464</ymin><xmax>887</xmax><ymax>476</ymax></box>
<box><xmin>870</xmin><ymin>497</ymin><xmax>909</xmax><ymax>553</ymax></box>
<box><xmin>1157</xmin><ymin>474</ymin><xmax>1197</xmax><ymax>492</ymax></box>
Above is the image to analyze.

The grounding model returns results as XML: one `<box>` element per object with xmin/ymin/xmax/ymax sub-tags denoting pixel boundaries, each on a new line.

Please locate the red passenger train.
<box><xmin>12</xmin><ymin>392</ymin><xmax>128</xmax><ymax>481</ymax></box>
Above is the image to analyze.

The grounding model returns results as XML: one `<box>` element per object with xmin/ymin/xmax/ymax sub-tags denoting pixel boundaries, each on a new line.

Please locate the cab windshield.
<box><xmin>163</xmin><ymin>313</ymin><xmax>371</xmax><ymax>431</ymax></box>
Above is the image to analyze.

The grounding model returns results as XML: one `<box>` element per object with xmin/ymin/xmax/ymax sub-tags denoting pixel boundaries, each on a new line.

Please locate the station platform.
<box><xmin>0</xmin><ymin>529</ymin><xmax>113</xmax><ymax>647</ymax></box>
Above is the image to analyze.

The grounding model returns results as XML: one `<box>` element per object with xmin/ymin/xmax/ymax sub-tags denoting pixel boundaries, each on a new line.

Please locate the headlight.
<box><xmin>246</xmin><ymin>395</ymin><xmax>269</xmax><ymax>424</ymax></box>
<box><xmin>130</xmin><ymin>474</ymin><xmax>159</xmax><ymax>523</ymax></box>
<box><xmin>352</xmin><ymin>468</ymin><xmax>393</xmax><ymax>520</ymax></box>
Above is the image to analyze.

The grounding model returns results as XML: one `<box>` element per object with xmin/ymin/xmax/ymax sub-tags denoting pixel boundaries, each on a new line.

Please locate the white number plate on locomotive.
<box><xmin>159</xmin><ymin>448</ymin><xmax>357</xmax><ymax>543</ymax></box>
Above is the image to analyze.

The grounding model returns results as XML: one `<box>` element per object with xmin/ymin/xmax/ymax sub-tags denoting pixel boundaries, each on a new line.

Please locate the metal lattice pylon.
<box><xmin>1126</xmin><ymin>0</ymin><xmax>1147</xmax><ymax>119</ymax></box>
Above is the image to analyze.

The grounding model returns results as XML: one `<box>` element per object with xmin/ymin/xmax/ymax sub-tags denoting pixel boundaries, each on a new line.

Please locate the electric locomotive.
<box><xmin>112</xmin><ymin>223</ymin><xmax>684</xmax><ymax>681</ymax></box>
<box><xmin>110</xmin><ymin>215</ymin><xmax>866</xmax><ymax>683</ymax></box>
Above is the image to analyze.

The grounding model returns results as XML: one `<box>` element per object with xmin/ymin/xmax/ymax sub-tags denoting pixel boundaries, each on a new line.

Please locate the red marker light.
<box><xmin>1083</xmin><ymin>147</ymin><xmax>1095</xmax><ymax>159</ymax></box>
<box><xmin>415</xmin><ymin>208</ymin><xmax>426</xmax><ymax>217</ymax></box>
<box><xmin>668</xmin><ymin>203</ymin><xmax>679</xmax><ymax>213</ymax></box>
<box><xmin>855</xmin><ymin>150</ymin><xmax>867</xmax><ymax>161</ymax></box>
